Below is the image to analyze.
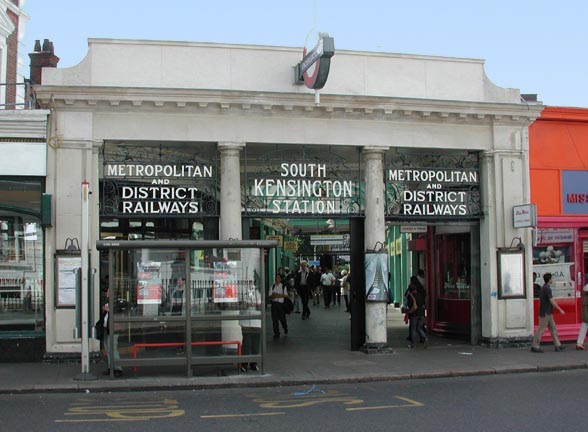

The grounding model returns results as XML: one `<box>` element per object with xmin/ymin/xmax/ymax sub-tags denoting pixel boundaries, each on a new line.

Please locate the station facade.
<box><xmin>29</xmin><ymin>38</ymin><xmax>543</xmax><ymax>358</ymax></box>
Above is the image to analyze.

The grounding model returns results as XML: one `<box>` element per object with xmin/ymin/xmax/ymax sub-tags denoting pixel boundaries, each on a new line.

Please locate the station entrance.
<box><xmin>97</xmin><ymin>140</ymin><xmax>482</xmax><ymax>374</ymax></box>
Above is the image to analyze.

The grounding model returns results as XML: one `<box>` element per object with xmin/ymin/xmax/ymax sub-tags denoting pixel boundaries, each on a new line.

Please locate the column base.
<box><xmin>481</xmin><ymin>336</ymin><xmax>533</xmax><ymax>349</ymax></box>
<box><xmin>360</xmin><ymin>342</ymin><xmax>394</xmax><ymax>354</ymax></box>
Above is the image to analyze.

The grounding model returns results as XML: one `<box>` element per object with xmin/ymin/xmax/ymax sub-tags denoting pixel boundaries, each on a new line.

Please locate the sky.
<box><xmin>20</xmin><ymin>0</ymin><xmax>588</xmax><ymax>108</ymax></box>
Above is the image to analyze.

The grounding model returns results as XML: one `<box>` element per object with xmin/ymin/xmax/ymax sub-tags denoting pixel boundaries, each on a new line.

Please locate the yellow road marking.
<box><xmin>56</xmin><ymin>418</ymin><xmax>147</xmax><ymax>423</ymax></box>
<box><xmin>55</xmin><ymin>398</ymin><xmax>184</xmax><ymax>423</ymax></box>
<box><xmin>253</xmin><ymin>390</ymin><xmax>364</xmax><ymax>408</ymax></box>
<box><xmin>201</xmin><ymin>412</ymin><xmax>286</xmax><ymax>419</ymax></box>
<box><xmin>346</xmin><ymin>396</ymin><xmax>424</xmax><ymax>411</ymax></box>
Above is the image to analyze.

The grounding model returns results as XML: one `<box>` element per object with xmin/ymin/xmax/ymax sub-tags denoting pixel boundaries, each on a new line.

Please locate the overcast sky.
<box><xmin>21</xmin><ymin>0</ymin><xmax>588</xmax><ymax>107</ymax></box>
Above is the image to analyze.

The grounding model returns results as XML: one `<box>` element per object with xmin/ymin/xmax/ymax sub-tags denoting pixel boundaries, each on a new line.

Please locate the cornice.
<box><xmin>0</xmin><ymin>109</ymin><xmax>49</xmax><ymax>139</ymax></box>
<box><xmin>33</xmin><ymin>86</ymin><xmax>543</xmax><ymax>125</ymax></box>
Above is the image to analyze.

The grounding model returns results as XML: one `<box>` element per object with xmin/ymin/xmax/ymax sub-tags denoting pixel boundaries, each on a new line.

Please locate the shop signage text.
<box><xmin>562</xmin><ymin>171</ymin><xmax>588</xmax><ymax>214</ymax></box>
<box><xmin>513</xmin><ymin>203</ymin><xmax>537</xmax><ymax>228</ymax></box>
<box><xmin>250</xmin><ymin>163</ymin><xmax>356</xmax><ymax>215</ymax></box>
<box><xmin>536</xmin><ymin>228</ymin><xmax>574</xmax><ymax>244</ymax></box>
<box><xmin>104</xmin><ymin>163</ymin><xmax>213</xmax><ymax>215</ymax></box>
<box><xmin>387</xmin><ymin>167</ymin><xmax>479</xmax><ymax>217</ymax></box>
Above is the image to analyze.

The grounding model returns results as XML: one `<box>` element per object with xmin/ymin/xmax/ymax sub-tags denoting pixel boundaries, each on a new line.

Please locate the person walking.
<box><xmin>240</xmin><ymin>283</ymin><xmax>262</xmax><ymax>372</ymax></box>
<box><xmin>531</xmin><ymin>272</ymin><xmax>566</xmax><ymax>353</ymax></box>
<box><xmin>575</xmin><ymin>278</ymin><xmax>588</xmax><ymax>350</ymax></box>
<box><xmin>295</xmin><ymin>260</ymin><xmax>312</xmax><ymax>320</ymax></box>
<box><xmin>340</xmin><ymin>269</ymin><xmax>351</xmax><ymax>313</ymax></box>
<box><xmin>100</xmin><ymin>288</ymin><xmax>123</xmax><ymax>377</ymax></box>
<box><xmin>406</xmin><ymin>276</ymin><xmax>428</xmax><ymax>348</ymax></box>
<box><xmin>270</xmin><ymin>273</ymin><xmax>289</xmax><ymax>338</ymax></box>
<box><xmin>321</xmin><ymin>266</ymin><xmax>336</xmax><ymax>309</ymax></box>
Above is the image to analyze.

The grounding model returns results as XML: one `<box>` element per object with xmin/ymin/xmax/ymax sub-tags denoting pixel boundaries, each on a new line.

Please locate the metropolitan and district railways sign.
<box><xmin>104</xmin><ymin>163</ymin><xmax>214</xmax><ymax>215</ymax></box>
<box><xmin>387</xmin><ymin>167</ymin><xmax>480</xmax><ymax>218</ymax></box>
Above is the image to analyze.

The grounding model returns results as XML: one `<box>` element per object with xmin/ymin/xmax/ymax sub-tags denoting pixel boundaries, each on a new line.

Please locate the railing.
<box><xmin>0</xmin><ymin>81</ymin><xmax>37</xmax><ymax>110</ymax></box>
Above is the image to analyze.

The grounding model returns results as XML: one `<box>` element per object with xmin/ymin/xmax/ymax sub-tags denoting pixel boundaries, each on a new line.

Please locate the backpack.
<box><xmin>283</xmin><ymin>296</ymin><xmax>294</xmax><ymax>314</ymax></box>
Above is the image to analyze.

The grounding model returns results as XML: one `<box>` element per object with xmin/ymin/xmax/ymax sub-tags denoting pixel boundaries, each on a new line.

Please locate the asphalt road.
<box><xmin>2</xmin><ymin>370</ymin><xmax>585</xmax><ymax>432</ymax></box>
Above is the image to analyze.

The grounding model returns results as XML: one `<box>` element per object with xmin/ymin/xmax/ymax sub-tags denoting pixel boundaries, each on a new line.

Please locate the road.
<box><xmin>1</xmin><ymin>370</ymin><xmax>584</xmax><ymax>432</ymax></box>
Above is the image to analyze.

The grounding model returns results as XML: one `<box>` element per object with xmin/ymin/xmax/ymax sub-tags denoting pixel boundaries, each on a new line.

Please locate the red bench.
<box><xmin>132</xmin><ymin>341</ymin><xmax>242</xmax><ymax>372</ymax></box>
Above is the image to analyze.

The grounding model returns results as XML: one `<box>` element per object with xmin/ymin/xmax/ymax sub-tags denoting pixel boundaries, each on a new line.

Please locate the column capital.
<box><xmin>218</xmin><ymin>141</ymin><xmax>246</xmax><ymax>152</ymax></box>
<box><xmin>362</xmin><ymin>146</ymin><xmax>388</xmax><ymax>159</ymax></box>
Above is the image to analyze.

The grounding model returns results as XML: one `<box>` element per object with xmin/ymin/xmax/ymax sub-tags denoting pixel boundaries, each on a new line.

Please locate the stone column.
<box><xmin>362</xmin><ymin>147</ymin><xmax>390</xmax><ymax>352</ymax></box>
<box><xmin>219</xmin><ymin>142</ymin><xmax>245</xmax><ymax>240</ymax></box>
<box><xmin>218</xmin><ymin>142</ymin><xmax>246</xmax><ymax>349</ymax></box>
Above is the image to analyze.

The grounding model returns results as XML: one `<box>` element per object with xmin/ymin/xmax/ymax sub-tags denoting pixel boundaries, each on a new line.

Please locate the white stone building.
<box><xmin>31</xmin><ymin>38</ymin><xmax>543</xmax><ymax>358</ymax></box>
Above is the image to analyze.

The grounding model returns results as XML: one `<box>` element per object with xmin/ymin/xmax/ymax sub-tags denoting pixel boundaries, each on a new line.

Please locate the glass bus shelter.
<box><xmin>95</xmin><ymin>239</ymin><xmax>276</xmax><ymax>377</ymax></box>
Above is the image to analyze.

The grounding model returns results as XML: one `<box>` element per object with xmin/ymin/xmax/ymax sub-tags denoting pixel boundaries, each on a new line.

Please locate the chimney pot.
<box><xmin>34</xmin><ymin>40</ymin><xmax>41</xmax><ymax>52</ymax></box>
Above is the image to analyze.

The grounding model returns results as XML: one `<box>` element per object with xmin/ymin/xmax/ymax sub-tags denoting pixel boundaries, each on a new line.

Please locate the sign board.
<box><xmin>283</xmin><ymin>240</ymin><xmax>298</xmax><ymax>252</ymax></box>
<box><xmin>535</xmin><ymin>228</ymin><xmax>574</xmax><ymax>244</ymax></box>
<box><xmin>266</xmin><ymin>235</ymin><xmax>283</xmax><ymax>247</ymax></box>
<box><xmin>562</xmin><ymin>170</ymin><xmax>588</xmax><ymax>214</ymax></box>
<box><xmin>400</xmin><ymin>225</ymin><xmax>427</xmax><ymax>233</ymax></box>
<box><xmin>310</xmin><ymin>234</ymin><xmax>346</xmax><ymax>246</ymax></box>
<box><xmin>56</xmin><ymin>256</ymin><xmax>81</xmax><ymax>307</ymax></box>
<box><xmin>513</xmin><ymin>204</ymin><xmax>537</xmax><ymax>228</ymax></box>
<box><xmin>294</xmin><ymin>34</ymin><xmax>335</xmax><ymax>90</ymax></box>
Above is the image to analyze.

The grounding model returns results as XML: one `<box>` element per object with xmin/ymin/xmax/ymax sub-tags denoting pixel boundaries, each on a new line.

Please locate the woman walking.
<box><xmin>576</xmin><ymin>281</ymin><xmax>588</xmax><ymax>350</ymax></box>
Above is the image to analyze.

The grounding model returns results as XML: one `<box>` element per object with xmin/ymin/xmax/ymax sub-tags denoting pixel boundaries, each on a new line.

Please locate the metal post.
<box><xmin>75</xmin><ymin>181</ymin><xmax>96</xmax><ymax>380</ymax></box>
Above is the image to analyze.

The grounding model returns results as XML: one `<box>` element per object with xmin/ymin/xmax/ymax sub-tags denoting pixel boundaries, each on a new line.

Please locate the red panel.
<box><xmin>532</xmin><ymin>297</ymin><xmax>580</xmax><ymax>342</ymax></box>
<box><xmin>530</xmin><ymin>169</ymin><xmax>561</xmax><ymax>216</ymax></box>
<box><xmin>435</xmin><ymin>299</ymin><xmax>471</xmax><ymax>324</ymax></box>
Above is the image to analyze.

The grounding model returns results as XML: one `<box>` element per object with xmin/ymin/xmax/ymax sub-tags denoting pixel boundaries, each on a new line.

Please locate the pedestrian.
<box><xmin>295</xmin><ymin>260</ymin><xmax>312</xmax><ymax>320</ymax></box>
<box><xmin>270</xmin><ymin>273</ymin><xmax>289</xmax><ymax>338</ymax></box>
<box><xmin>575</xmin><ymin>277</ymin><xmax>588</xmax><ymax>350</ymax></box>
<box><xmin>240</xmin><ymin>282</ymin><xmax>262</xmax><ymax>372</ymax></box>
<box><xmin>312</xmin><ymin>266</ymin><xmax>322</xmax><ymax>306</ymax></box>
<box><xmin>321</xmin><ymin>266</ymin><xmax>336</xmax><ymax>308</ymax></box>
<box><xmin>333</xmin><ymin>265</ymin><xmax>342</xmax><ymax>306</ymax></box>
<box><xmin>340</xmin><ymin>269</ymin><xmax>351</xmax><ymax>312</ymax></box>
<box><xmin>531</xmin><ymin>272</ymin><xmax>566</xmax><ymax>353</ymax></box>
<box><xmin>406</xmin><ymin>276</ymin><xmax>428</xmax><ymax>348</ymax></box>
<box><xmin>101</xmin><ymin>288</ymin><xmax>123</xmax><ymax>377</ymax></box>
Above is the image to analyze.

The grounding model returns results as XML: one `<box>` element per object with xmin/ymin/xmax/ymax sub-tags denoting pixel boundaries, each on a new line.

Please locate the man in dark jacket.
<box><xmin>295</xmin><ymin>261</ymin><xmax>312</xmax><ymax>320</ymax></box>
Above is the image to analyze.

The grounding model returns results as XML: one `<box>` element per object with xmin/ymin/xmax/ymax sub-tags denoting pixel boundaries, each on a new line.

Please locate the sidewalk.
<box><xmin>1</xmin><ymin>306</ymin><xmax>586</xmax><ymax>394</ymax></box>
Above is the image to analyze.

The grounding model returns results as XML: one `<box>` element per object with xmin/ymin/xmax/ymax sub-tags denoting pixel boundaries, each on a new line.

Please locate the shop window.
<box><xmin>436</xmin><ymin>232</ymin><xmax>471</xmax><ymax>300</ymax></box>
<box><xmin>532</xmin><ymin>243</ymin><xmax>574</xmax><ymax>299</ymax></box>
<box><xmin>0</xmin><ymin>218</ymin><xmax>44</xmax><ymax>330</ymax></box>
<box><xmin>0</xmin><ymin>179</ymin><xmax>42</xmax><ymax>213</ymax></box>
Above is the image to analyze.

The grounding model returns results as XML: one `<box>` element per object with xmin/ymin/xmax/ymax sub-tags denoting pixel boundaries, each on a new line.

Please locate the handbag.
<box><xmin>283</xmin><ymin>297</ymin><xmax>294</xmax><ymax>315</ymax></box>
<box><xmin>94</xmin><ymin>319</ymin><xmax>104</xmax><ymax>340</ymax></box>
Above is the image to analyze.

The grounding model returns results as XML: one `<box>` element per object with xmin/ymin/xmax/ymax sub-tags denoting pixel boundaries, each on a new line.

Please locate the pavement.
<box><xmin>1</xmin><ymin>305</ymin><xmax>587</xmax><ymax>394</ymax></box>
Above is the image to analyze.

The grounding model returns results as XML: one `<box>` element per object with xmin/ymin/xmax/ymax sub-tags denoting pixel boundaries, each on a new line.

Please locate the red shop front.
<box><xmin>529</xmin><ymin>106</ymin><xmax>588</xmax><ymax>341</ymax></box>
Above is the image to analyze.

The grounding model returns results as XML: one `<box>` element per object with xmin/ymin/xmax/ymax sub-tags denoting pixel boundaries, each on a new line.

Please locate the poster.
<box><xmin>56</xmin><ymin>256</ymin><xmax>81</xmax><ymax>306</ymax></box>
<box><xmin>136</xmin><ymin>261</ymin><xmax>163</xmax><ymax>305</ymax></box>
<box><xmin>364</xmin><ymin>252</ymin><xmax>390</xmax><ymax>302</ymax></box>
<box><xmin>213</xmin><ymin>260</ymin><xmax>238</xmax><ymax>303</ymax></box>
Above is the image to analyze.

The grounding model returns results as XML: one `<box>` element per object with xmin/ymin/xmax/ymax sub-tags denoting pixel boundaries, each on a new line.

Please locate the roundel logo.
<box><xmin>297</xmin><ymin>34</ymin><xmax>335</xmax><ymax>90</ymax></box>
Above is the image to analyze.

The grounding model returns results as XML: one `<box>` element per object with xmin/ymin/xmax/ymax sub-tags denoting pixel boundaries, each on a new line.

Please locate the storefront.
<box><xmin>529</xmin><ymin>106</ymin><xmax>588</xmax><ymax>341</ymax></box>
<box><xmin>0</xmin><ymin>110</ymin><xmax>50</xmax><ymax>361</ymax></box>
<box><xmin>32</xmin><ymin>38</ymin><xmax>543</xmax><ymax>358</ymax></box>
